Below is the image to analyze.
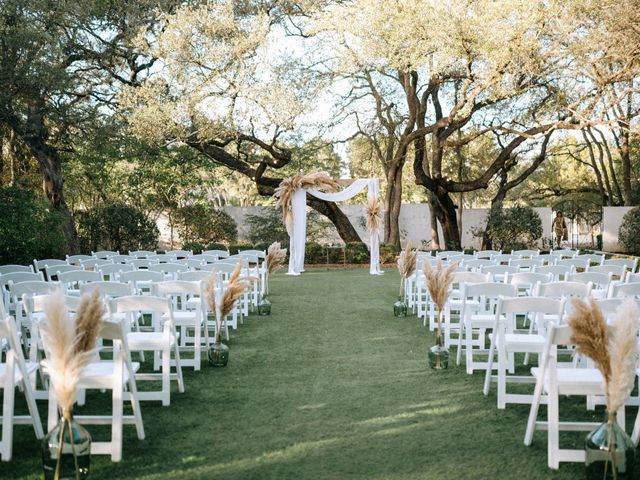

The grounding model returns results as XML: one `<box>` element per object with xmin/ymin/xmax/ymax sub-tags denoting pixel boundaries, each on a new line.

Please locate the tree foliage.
<box><xmin>174</xmin><ymin>205</ymin><xmax>238</xmax><ymax>246</ymax></box>
<box><xmin>484</xmin><ymin>205</ymin><xmax>543</xmax><ymax>251</ymax></box>
<box><xmin>619</xmin><ymin>207</ymin><xmax>640</xmax><ymax>255</ymax></box>
<box><xmin>77</xmin><ymin>203</ymin><xmax>159</xmax><ymax>253</ymax></box>
<box><xmin>0</xmin><ymin>185</ymin><xmax>68</xmax><ymax>264</ymax></box>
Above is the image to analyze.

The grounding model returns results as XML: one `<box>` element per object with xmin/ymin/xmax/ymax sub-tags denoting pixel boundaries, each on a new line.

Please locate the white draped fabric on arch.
<box><xmin>285</xmin><ymin>178</ymin><xmax>383</xmax><ymax>276</ymax></box>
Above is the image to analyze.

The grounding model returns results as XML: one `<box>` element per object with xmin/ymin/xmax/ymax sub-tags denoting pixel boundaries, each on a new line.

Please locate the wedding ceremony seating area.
<box><xmin>1</xmin><ymin>247</ymin><xmax>639</xmax><ymax>478</ymax></box>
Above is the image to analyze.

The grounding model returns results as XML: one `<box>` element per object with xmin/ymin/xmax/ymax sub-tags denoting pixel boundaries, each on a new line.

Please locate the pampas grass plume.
<box><xmin>606</xmin><ymin>299</ymin><xmax>640</xmax><ymax>413</ymax></box>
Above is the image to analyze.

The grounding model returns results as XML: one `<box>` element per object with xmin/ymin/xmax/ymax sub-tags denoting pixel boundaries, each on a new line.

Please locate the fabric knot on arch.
<box><xmin>275</xmin><ymin>172</ymin><xmax>383</xmax><ymax>276</ymax></box>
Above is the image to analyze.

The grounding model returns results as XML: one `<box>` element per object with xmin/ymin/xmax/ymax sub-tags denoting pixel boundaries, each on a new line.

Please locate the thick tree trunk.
<box><xmin>427</xmin><ymin>194</ymin><xmax>441</xmax><ymax>250</ymax></box>
<box><xmin>30</xmin><ymin>145</ymin><xmax>79</xmax><ymax>253</ymax></box>
<box><xmin>187</xmin><ymin>138</ymin><xmax>364</xmax><ymax>246</ymax></box>
<box><xmin>383</xmin><ymin>162</ymin><xmax>403</xmax><ymax>248</ymax></box>
<box><xmin>433</xmin><ymin>188</ymin><xmax>461</xmax><ymax>250</ymax></box>
<box><xmin>306</xmin><ymin>197</ymin><xmax>362</xmax><ymax>243</ymax></box>
<box><xmin>620</xmin><ymin>129</ymin><xmax>632</xmax><ymax>205</ymax></box>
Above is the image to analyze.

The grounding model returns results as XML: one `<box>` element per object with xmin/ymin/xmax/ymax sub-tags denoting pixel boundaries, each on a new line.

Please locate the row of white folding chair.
<box><xmin>0</xmin><ymin>313</ymin><xmax>44</xmax><ymax>461</ymax></box>
<box><xmin>0</xmin><ymin>296</ymin><xmax>144</xmax><ymax>461</ymax></box>
<box><xmin>0</xmin><ymin>265</ymin><xmax>34</xmax><ymax>275</ymax></box>
<box><xmin>456</xmin><ymin>279</ymin><xmax>592</xmax><ymax>374</ymax></box>
<box><xmin>0</xmin><ymin>271</ymin><xmax>45</xmax><ymax>312</ymax></box>
<box><xmin>523</xmin><ymin>298</ymin><xmax>640</xmax><ymax>470</ymax></box>
<box><xmin>43</xmin><ymin>315</ymin><xmax>145</xmax><ymax>462</ymax></box>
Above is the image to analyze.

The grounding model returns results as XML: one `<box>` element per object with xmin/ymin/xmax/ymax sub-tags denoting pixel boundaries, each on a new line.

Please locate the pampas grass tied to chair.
<box><xmin>568</xmin><ymin>298</ymin><xmax>640</xmax><ymax>479</ymax></box>
<box><xmin>265</xmin><ymin>242</ymin><xmax>287</xmax><ymax>295</ymax></box>
<box><xmin>40</xmin><ymin>289</ymin><xmax>104</xmax><ymax>480</ymax></box>
<box><xmin>203</xmin><ymin>261</ymin><xmax>254</xmax><ymax>366</ymax></box>
<box><xmin>397</xmin><ymin>241</ymin><xmax>418</xmax><ymax>299</ymax></box>
<box><xmin>422</xmin><ymin>258</ymin><xmax>458</xmax><ymax>369</ymax></box>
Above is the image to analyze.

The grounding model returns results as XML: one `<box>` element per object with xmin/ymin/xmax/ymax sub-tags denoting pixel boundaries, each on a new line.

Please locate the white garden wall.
<box><xmin>603</xmin><ymin>206</ymin><xmax>634</xmax><ymax>253</ymax></box>
<box><xmin>157</xmin><ymin>204</ymin><xmax>554</xmax><ymax>250</ymax></box>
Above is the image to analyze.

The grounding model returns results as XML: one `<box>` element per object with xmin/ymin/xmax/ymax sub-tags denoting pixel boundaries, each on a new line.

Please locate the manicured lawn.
<box><xmin>1</xmin><ymin>268</ymin><xmax>620</xmax><ymax>479</ymax></box>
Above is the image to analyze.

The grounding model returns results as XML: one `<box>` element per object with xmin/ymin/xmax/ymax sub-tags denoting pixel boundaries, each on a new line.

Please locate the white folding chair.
<box><xmin>126</xmin><ymin>259</ymin><xmax>159</xmax><ymax>270</ymax></box>
<box><xmin>576</xmin><ymin>253</ymin><xmax>605</xmax><ymax>267</ymax></box>
<box><xmin>80</xmin><ymin>258</ymin><xmax>114</xmax><ymax>271</ymax></box>
<box><xmin>462</xmin><ymin>259</ymin><xmax>495</xmax><ymax>272</ymax></box>
<box><xmin>98</xmin><ymin>263</ymin><xmax>135</xmax><ymax>282</ymax></box>
<box><xmin>153</xmin><ymin>281</ymin><xmax>206</xmax><ymax>371</ymax></box>
<box><xmin>9</xmin><ymin>281</ymin><xmax>58</xmax><ymax>344</ymax></box>
<box><xmin>0</xmin><ymin>315</ymin><xmax>44</xmax><ymax>461</ymax></box>
<box><xmin>44</xmin><ymin>264</ymin><xmax>82</xmax><ymax>281</ymax></box>
<box><xmin>604</xmin><ymin>257</ymin><xmax>638</xmax><ymax>274</ymax></box>
<box><xmin>203</xmin><ymin>249</ymin><xmax>230</xmax><ymax>259</ymax></box>
<box><xmin>33</xmin><ymin>259</ymin><xmax>66</xmax><ymax>279</ymax></box>
<box><xmin>0</xmin><ymin>265</ymin><xmax>34</xmax><ymax>275</ymax></box>
<box><xmin>128</xmin><ymin>251</ymin><xmax>156</xmax><ymax>259</ymax></box>
<box><xmin>568</xmin><ymin>272</ymin><xmax>613</xmax><ymax>299</ymax></box>
<box><xmin>556</xmin><ymin>258</ymin><xmax>590</xmax><ymax>273</ymax></box>
<box><xmin>443</xmin><ymin>271</ymin><xmax>490</xmax><ymax>348</ymax></box>
<box><xmin>509</xmin><ymin>258</ymin><xmax>544</xmax><ymax>272</ymax></box>
<box><xmin>533</xmin><ymin>264</ymin><xmax>573</xmax><ymax>281</ymax></box>
<box><xmin>164</xmin><ymin>250</ymin><xmax>192</xmax><ymax>259</ymax></box>
<box><xmin>506</xmin><ymin>272</ymin><xmax>552</xmax><ymax>297</ymax></box>
<box><xmin>65</xmin><ymin>254</ymin><xmax>94</xmax><ymax>265</ymax></box>
<box><xmin>119</xmin><ymin>270</ymin><xmax>164</xmax><ymax>296</ymax></box>
<box><xmin>483</xmin><ymin>296</ymin><xmax>565</xmax><ymax>409</ymax></box>
<box><xmin>480</xmin><ymin>264</ymin><xmax>518</xmax><ymax>283</ymax></box>
<box><xmin>456</xmin><ymin>282</ymin><xmax>517</xmax><ymax>374</ymax></box>
<box><xmin>474</xmin><ymin>250</ymin><xmax>501</xmax><ymax>259</ymax></box>
<box><xmin>550</xmin><ymin>249</ymin><xmax>578</xmax><ymax>259</ymax></box>
<box><xmin>512</xmin><ymin>249</ymin><xmax>540</xmax><ymax>258</ymax></box>
<box><xmin>1</xmin><ymin>271</ymin><xmax>44</xmax><ymax>310</ymax></box>
<box><xmin>92</xmin><ymin>250</ymin><xmax>120</xmax><ymax>259</ymax></box>
<box><xmin>45</xmin><ymin>318</ymin><xmax>145</xmax><ymax>461</ymax></box>
<box><xmin>524</xmin><ymin>323</ymin><xmax>610</xmax><ymax>469</ymax></box>
<box><xmin>110</xmin><ymin>296</ymin><xmax>184</xmax><ymax>406</ymax></box>
<box><xmin>609</xmin><ymin>282</ymin><xmax>640</xmax><ymax>299</ymax></box>
<box><xmin>591</xmin><ymin>264</ymin><xmax>627</xmax><ymax>281</ymax></box>
<box><xmin>148</xmin><ymin>263</ymin><xmax>189</xmax><ymax>280</ymax></box>
<box><xmin>57</xmin><ymin>270</ymin><xmax>102</xmax><ymax>296</ymax></box>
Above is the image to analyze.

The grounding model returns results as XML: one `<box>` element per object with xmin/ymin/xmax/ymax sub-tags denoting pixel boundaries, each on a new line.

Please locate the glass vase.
<box><xmin>42</xmin><ymin>410</ymin><xmax>91</xmax><ymax>480</ymax></box>
<box><xmin>257</xmin><ymin>296</ymin><xmax>271</xmax><ymax>316</ymax></box>
<box><xmin>393</xmin><ymin>296</ymin><xmax>407</xmax><ymax>317</ymax></box>
<box><xmin>428</xmin><ymin>334</ymin><xmax>449</xmax><ymax>370</ymax></box>
<box><xmin>208</xmin><ymin>342</ymin><xmax>230</xmax><ymax>367</ymax></box>
<box><xmin>585</xmin><ymin>413</ymin><xmax>636</xmax><ymax>479</ymax></box>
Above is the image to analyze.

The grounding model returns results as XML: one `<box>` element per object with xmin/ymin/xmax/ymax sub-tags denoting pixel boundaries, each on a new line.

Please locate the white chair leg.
<box><xmin>547</xmin><ymin>384</ymin><xmax>560</xmax><ymax>469</ymax></box>
<box><xmin>174</xmin><ymin>342</ymin><xmax>185</xmax><ymax>393</ymax></box>
<box><xmin>1</xmin><ymin>374</ymin><xmax>15</xmax><ymax>461</ymax></box>
<box><xmin>161</xmin><ymin>347</ymin><xmax>170</xmax><ymax>406</ymax></box>
<box><xmin>111</xmin><ymin>384</ymin><xmax>123</xmax><ymax>461</ymax></box>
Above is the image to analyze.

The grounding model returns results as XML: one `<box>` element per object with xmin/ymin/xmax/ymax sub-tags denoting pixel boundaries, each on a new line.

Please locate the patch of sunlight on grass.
<box><xmin>297</xmin><ymin>403</ymin><xmax>327</xmax><ymax>410</ymax></box>
<box><xmin>355</xmin><ymin>405</ymin><xmax>462</xmax><ymax>428</ymax></box>
<box><xmin>140</xmin><ymin>437</ymin><xmax>344</xmax><ymax>479</ymax></box>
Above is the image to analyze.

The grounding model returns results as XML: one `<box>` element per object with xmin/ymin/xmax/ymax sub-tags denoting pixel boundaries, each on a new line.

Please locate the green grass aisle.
<box><xmin>2</xmin><ymin>269</ymin><xmax>585</xmax><ymax>479</ymax></box>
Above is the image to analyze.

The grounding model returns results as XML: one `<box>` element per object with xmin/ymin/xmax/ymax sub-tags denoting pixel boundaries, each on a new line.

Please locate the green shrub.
<box><xmin>229</xmin><ymin>243</ymin><xmax>254</xmax><ymax>255</ymax></box>
<box><xmin>205</xmin><ymin>242</ymin><xmax>229</xmax><ymax>251</ymax></box>
<box><xmin>182</xmin><ymin>242</ymin><xmax>205</xmax><ymax>254</ymax></box>
<box><xmin>619</xmin><ymin>207</ymin><xmax>640</xmax><ymax>255</ymax></box>
<box><xmin>484</xmin><ymin>204</ymin><xmax>542</xmax><ymax>251</ymax></box>
<box><xmin>0</xmin><ymin>186</ymin><xmax>68</xmax><ymax>264</ymax></box>
<box><xmin>245</xmin><ymin>208</ymin><xmax>289</xmax><ymax>244</ymax></box>
<box><xmin>77</xmin><ymin>202</ymin><xmax>159</xmax><ymax>253</ymax></box>
<box><xmin>380</xmin><ymin>243</ymin><xmax>398</xmax><ymax>264</ymax></box>
<box><xmin>345</xmin><ymin>242</ymin><xmax>369</xmax><ymax>264</ymax></box>
<box><xmin>175</xmin><ymin>205</ymin><xmax>237</xmax><ymax>246</ymax></box>
<box><xmin>305</xmin><ymin>242</ymin><xmax>325</xmax><ymax>263</ymax></box>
